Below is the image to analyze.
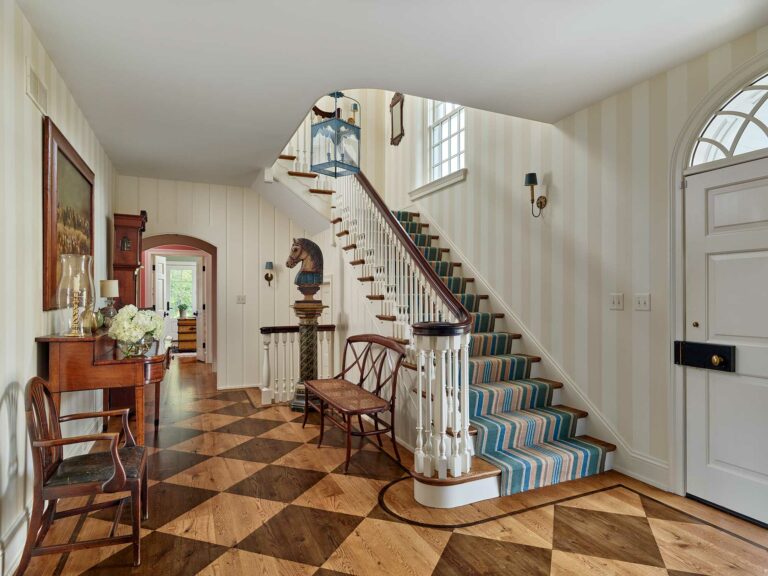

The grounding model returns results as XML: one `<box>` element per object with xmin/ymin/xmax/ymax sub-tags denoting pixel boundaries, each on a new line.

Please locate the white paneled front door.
<box><xmin>685</xmin><ymin>157</ymin><xmax>768</xmax><ymax>525</ymax></box>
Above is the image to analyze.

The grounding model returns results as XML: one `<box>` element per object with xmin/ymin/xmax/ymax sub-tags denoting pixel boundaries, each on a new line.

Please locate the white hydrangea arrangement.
<box><xmin>108</xmin><ymin>305</ymin><xmax>165</xmax><ymax>343</ymax></box>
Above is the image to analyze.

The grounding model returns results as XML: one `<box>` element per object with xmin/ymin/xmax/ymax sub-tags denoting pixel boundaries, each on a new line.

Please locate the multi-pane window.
<box><xmin>691</xmin><ymin>72</ymin><xmax>768</xmax><ymax>166</ymax></box>
<box><xmin>168</xmin><ymin>266</ymin><xmax>196</xmax><ymax>318</ymax></box>
<box><xmin>428</xmin><ymin>101</ymin><xmax>465</xmax><ymax>181</ymax></box>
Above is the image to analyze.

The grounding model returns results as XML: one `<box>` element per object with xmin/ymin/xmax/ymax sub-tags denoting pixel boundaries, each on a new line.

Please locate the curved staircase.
<box><xmin>270</xmin><ymin>113</ymin><xmax>616</xmax><ymax>506</ymax></box>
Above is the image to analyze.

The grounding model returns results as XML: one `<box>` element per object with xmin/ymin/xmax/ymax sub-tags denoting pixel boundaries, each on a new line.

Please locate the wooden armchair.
<box><xmin>303</xmin><ymin>335</ymin><xmax>406</xmax><ymax>472</ymax></box>
<box><xmin>15</xmin><ymin>377</ymin><xmax>148</xmax><ymax>575</ymax></box>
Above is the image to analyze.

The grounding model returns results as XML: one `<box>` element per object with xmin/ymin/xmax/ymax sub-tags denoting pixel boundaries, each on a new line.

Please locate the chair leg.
<box><xmin>344</xmin><ymin>416</ymin><xmax>353</xmax><ymax>474</ymax></box>
<box><xmin>14</xmin><ymin>496</ymin><xmax>43</xmax><ymax>576</ymax></box>
<box><xmin>317</xmin><ymin>400</ymin><xmax>325</xmax><ymax>447</ymax></box>
<box><xmin>131</xmin><ymin>484</ymin><xmax>142</xmax><ymax>566</ymax></box>
<box><xmin>373</xmin><ymin>416</ymin><xmax>383</xmax><ymax>447</ymax></box>
<box><xmin>390</xmin><ymin>412</ymin><xmax>402</xmax><ymax>464</ymax></box>
<box><xmin>141</xmin><ymin>467</ymin><xmax>149</xmax><ymax>520</ymax></box>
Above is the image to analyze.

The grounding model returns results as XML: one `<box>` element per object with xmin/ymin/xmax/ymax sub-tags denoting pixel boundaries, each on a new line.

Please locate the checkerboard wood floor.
<box><xmin>23</xmin><ymin>362</ymin><xmax>768</xmax><ymax>575</ymax></box>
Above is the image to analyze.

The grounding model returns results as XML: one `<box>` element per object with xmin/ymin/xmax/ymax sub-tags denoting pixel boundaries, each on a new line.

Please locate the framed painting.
<box><xmin>43</xmin><ymin>117</ymin><xmax>95</xmax><ymax>310</ymax></box>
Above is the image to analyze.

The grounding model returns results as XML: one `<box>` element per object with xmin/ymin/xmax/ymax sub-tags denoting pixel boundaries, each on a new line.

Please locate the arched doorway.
<box><xmin>142</xmin><ymin>234</ymin><xmax>218</xmax><ymax>368</ymax></box>
<box><xmin>669</xmin><ymin>55</ymin><xmax>768</xmax><ymax>524</ymax></box>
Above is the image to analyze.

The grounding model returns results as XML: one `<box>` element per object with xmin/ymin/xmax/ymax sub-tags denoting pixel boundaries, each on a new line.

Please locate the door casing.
<box><xmin>668</xmin><ymin>51</ymin><xmax>768</xmax><ymax>495</ymax></box>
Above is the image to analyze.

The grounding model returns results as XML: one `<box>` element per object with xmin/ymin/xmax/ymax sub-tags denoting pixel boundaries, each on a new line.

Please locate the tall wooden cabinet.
<box><xmin>112</xmin><ymin>211</ymin><xmax>147</xmax><ymax>307</ymax></box>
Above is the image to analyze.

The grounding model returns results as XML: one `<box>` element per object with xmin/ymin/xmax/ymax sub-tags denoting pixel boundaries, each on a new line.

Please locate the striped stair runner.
<box><xmin>393</xmin><ymin>210</ymin><xmax>615</xmax><ymax>496</ymax></box>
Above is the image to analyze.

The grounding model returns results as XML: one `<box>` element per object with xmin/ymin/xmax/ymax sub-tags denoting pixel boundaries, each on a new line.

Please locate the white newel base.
<box><xmin>413</xmin><ymin>451</ymin><xmax>614</xmax><ymax>509</ymax></box>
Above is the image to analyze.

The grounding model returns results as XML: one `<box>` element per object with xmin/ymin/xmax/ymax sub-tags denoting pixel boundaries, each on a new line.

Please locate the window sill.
<box><xmin>409</xmin><ymin>168</ymin><xmax>468</xmax><ymax>201</ymax></box>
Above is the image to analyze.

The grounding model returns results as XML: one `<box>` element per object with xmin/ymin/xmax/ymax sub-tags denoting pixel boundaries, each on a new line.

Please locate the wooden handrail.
<box><xmin>260</xmin><ymin>324</ymin><xmax>336</xmax><ymax>335</ymax></box>
<box><xmin>353</xmin><ymin>172</ymin><xmax>471</xmax><ymax>336</ymax></box>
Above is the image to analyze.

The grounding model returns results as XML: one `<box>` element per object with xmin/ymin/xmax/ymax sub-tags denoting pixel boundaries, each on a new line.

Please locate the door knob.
<box><xmin>711</xmin><ymin>354</ymin><xmax>725</xmax><ymax>367</ymax></box>
<box><xmin>692</xmin><ymin>321</ymin><xmax>699</xmax><ymax>327</ymax></box>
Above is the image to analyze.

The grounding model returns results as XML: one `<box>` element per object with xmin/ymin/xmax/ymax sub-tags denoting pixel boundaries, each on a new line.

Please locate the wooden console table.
<box><xmin>36</xmin><ymin>332</ymin><xmax>168</xmax><ymax>445</ymax></box>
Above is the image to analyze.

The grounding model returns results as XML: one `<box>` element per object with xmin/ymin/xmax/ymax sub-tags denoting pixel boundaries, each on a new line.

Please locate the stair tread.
<box><xmin>278</xmin><ymin>154</ymin><xmax>296</xmax><ymax>160</ymax></box>
<box><xmin>577</xmin><ymin>435</ymin><xmax>617</xmax><ymax>452</ymax></box>
<box><xmin>367</xmin><ymin>295</ymin><xmax>385</xmax><ymax>301</ymax></box>
<box><xmin>330</xmin><ymin>217</ymin><xmax>342</xmax><ymax>224</ymax></box>
<box><xmin>529</xmin><ymin>377</ymin><xmax>564</xmax><ymax>389</ymax></box>
<box><xmin>287</xmin><ymin>170</ymin><xmax>318</xmax><ymax>178</ymax></box>
<box><xmin>336</xmin><ymin>230</ymin><xmax>349</xmax><ymax>237</ymax></box>
<box><xmin>376</xmin><ymin>314</ymin><xmax>396</xmax><ymax>321</ymax></box>
<box><xmin>350</xmin><ymin>259</ymin><xmax>365</xmax><ymax>266</ymax></box>
<box><xmin>309</xmin><ymin>188</ymin><xmax>334</xmax><ymax>195</ymax></box>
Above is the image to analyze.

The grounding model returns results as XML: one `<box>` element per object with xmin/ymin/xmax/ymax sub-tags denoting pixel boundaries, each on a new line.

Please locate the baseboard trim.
<box><xmin>409</xmin><ymin>202</ymin><xmax>670</xmax><ymax>490</ymax></box>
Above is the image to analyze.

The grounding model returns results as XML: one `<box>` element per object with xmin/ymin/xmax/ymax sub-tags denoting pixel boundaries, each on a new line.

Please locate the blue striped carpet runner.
<box><xmin>394</xmin><ymin>210</ymin><xmax>611</xmax><ymax>496</ymax></box>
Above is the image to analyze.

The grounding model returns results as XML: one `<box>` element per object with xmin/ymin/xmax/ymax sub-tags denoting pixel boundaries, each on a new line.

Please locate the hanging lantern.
<box><xmin>311</xmin><ymin>92</ymin><xmax>361</xmax><ymax>178</ymax></box>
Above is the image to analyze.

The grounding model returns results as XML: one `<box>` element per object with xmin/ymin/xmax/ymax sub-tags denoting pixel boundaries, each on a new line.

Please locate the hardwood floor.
<box><xmin>21</xmin><ymin>361</ymin><xmax>768</xmax><ymax>575</ymax></box>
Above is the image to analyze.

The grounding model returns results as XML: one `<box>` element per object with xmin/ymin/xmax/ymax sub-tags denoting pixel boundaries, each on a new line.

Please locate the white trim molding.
<box><xmin>409</xmin><ymin>168</ymin><xmax>468</xmax><ymax>201</ymax></box>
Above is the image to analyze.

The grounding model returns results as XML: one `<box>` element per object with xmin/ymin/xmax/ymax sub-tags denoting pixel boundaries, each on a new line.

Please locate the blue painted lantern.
<box><xmin>311</xmin><ymin>92</ymin><xmax>360</xmax><ymax>177</ymax></box>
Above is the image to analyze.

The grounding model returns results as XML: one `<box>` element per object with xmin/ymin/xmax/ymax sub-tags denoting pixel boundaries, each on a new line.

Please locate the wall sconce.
<box><xmin>264</xmin><ymin>261</ymin><xmax>274</xmax><ymax>286</ymax></box>
<box><xmin>525</xmin><ymin>172</ymin><xmax>547</xmax><ymax>218</ymax></box>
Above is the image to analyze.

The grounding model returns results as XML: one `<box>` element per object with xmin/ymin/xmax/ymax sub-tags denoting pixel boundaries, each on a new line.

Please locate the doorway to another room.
<box><xmin>140</xmin><ymin>235</ymin><xmax>217</xmax><ymax>368</ymax></box>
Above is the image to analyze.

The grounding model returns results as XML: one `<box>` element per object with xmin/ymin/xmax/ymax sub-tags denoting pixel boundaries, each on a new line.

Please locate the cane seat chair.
<box><xmin>303</xmin><ymin>334</ymin><xmax>406</xmax><ymax>472</ymax></box>
<box><xmin>15</xmin><ymin>377</ymin><xmax>148</xmax><ymax>575</ymax></box>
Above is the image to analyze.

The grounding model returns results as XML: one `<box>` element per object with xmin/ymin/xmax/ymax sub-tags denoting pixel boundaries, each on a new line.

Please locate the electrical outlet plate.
<box><xmin>609</xmin><ymin>292</ymin><xmax>624</xmax><ymax>311</ymax></box>
<box><xmin>634</xmin><ymin>293</ymin><xmax>650</xmax><ymax>311</ymax></box>
<box><xmin>236</xmin><ymin>295</ymin><xmax>246</xmax><ymax>304</ymax></box>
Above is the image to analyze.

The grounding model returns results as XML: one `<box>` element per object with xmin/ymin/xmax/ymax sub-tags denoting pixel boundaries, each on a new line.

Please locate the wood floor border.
<box><xmin>376</xmin><ymin>479</ymin><xmax>768</xmax><ymax>554</ymax></box>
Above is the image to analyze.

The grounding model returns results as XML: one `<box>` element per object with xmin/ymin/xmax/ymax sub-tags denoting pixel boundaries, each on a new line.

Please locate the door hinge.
<box><xmin>681</xmin><ymin>178</ymin><xmax>688</xmax><ymax>190</ymax></box>
<box><xmin>202</xmin><ymin>342</ymin><xmax>206</xmax><ymax>349</ymax></box>
<box><xmin>152</xmin><ymin>264</ymin><xmax>156</xmax><ymax>271</ymax></box>
<box><xmin>203</xmin><ymin>265</ymin><xmax>206</xmax><ymax>272</ymax></box>
<box><xmin>202</xmin><ymin>303</ymin><xmax>206</xmax><ymax>311</ymax></box>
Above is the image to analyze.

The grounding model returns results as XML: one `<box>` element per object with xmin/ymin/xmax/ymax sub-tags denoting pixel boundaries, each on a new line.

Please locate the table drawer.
<box><xmin>177</xmin><ymin>324</ymin><xmax>196</xmax><ymax>334</ymax></box>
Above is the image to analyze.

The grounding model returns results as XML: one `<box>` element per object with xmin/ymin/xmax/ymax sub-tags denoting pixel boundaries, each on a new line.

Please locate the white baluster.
<box><xmin>414</xmin><ymin>349</ymin><xmax>426</xmax><ymax>474</ymax></box>
<box><xmin>261</xmin><ymin>334</ymin><xmax>273</xmax><ymax>404</ymax></box>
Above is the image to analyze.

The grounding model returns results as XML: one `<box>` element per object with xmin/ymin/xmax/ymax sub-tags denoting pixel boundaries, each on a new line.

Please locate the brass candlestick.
<box><xmin>68</xmin><ymin>289</ymin><xmax>83</xmax><ymax>336</ymax></box>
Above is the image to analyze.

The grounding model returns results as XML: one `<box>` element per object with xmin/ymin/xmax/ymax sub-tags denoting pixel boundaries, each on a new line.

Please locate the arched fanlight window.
<box><xmin>690</xmin><ymin>72</ymin><xmax>768</xmax><ymax>167</ymax></box>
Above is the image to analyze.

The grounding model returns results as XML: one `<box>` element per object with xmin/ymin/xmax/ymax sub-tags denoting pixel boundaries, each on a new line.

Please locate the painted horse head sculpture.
<box><xmin>286</xmin><ymin>238</ymin><xmax>323</xmax><ymax>298</ymax></box>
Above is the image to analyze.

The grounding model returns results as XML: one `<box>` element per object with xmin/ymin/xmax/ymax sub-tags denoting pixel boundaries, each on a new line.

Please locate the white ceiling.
<box><xmin>18</xmin><ymin>0</ymin><xmax>768</xmax><ymax>185</ymax></box>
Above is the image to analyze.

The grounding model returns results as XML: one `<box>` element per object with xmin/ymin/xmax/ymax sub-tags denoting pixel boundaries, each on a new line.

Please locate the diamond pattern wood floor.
<box><xmin>23</xmin><ymin>362</ymin><xmax>768</xmax><ymax>576</ymax></box>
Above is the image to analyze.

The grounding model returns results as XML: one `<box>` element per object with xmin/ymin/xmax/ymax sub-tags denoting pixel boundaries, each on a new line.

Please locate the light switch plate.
<box><xmin>634</xmin><ymin>293</ymin><xmax>650</xmax><ymax>311</ymax></box>
<box><xmin>609</xmin><ymin>293</ymin><xmax>624</xmax><ymax>311</ymax></box>
<box><xmin>236</xmin><ymin>295</ymin><xmax>246</xmax><ymax>304</ymax></box>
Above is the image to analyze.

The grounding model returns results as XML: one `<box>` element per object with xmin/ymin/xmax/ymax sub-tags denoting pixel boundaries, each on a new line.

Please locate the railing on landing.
<box><xmin>259</xmin><ymin>324</ymin><xmax>336</xmax><ymax>404</ymax></box>
<box><xmin>333</xmin><ymin>172</ymin><xmax>474</xmax><ymax>479</ymax></box>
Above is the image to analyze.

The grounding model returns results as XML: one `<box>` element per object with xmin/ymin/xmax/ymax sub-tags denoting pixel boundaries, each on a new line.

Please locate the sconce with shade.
<box><xmin>264</xmin><ymin>261</ymin><xmax>274</xmax><ymax>286</ymax></box>
<box><xmin>525</xmin><ymin>172</ymin><xmax>548</xmax><ymax>218</ymax></box>
<box><xmin>99</xmin><ymin>279</ymin><xmax>119</xmax><ymax>327</ymax></box>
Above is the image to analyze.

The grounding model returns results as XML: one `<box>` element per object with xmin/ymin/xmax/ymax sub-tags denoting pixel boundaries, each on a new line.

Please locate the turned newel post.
<box><xmin>286</xmin><ymin>238</ymin><xmax>326</xmax><ymax>411</ymax></box>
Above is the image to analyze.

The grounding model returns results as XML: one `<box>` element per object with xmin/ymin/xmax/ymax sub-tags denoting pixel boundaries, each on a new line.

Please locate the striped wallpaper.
<box><xmin>0</xmin><ymin>1</ymin><xmax>116</xmax><ymax>572</ymax></box>
<box><xmin>376</xmin><ymin>26</ymin><xmax>768</xmax><ymax>484</ymax></box>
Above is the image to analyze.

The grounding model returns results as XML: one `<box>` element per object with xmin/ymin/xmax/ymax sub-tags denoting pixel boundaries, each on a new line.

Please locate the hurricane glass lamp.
<box><xmin>311</xmin><ymin>91</ymin><xmax>361</xmax><ymax>178</ymax></box>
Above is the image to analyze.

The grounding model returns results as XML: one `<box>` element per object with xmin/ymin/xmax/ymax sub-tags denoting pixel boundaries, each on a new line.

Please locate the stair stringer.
<box><xmin>408</xmin><ymin>202</ymin><xmax>669</xmax><ymax>490</ymax></box>
<box><xmin>265</xmin><ymin>159</ymin><xmax>331</xmax><ymax>228</ymax></box>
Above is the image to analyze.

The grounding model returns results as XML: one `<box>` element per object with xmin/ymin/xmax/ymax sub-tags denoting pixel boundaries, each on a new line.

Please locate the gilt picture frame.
<box><xmin>390</xmin><ymin>92</ymin><xmax>404</xmax><ymax>146</ymax></box>
<box><xmin>42</xmin><ymin>117</ymin><xmax>95</xmax><ymax>310</ymax></box>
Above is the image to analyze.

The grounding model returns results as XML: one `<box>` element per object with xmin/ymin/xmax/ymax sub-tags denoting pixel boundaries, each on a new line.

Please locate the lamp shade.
<box><xmin>524</xmin><ymin>172</ymin><xmax>538</xmax><ymax>187</ymax></box>
<box><xmin>264</xmin><ymin>261</ymin><xmax>274</xmax><ymax>270</ymax></box>
<box><xmin>99</xmin><ymin>279</ymin><xmax>119</xmax><ymax>298</ymax></box>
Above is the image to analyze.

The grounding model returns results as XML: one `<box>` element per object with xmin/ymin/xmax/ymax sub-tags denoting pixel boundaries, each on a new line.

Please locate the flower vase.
<box><xmin>118</xmin><ymin>334</ymin><xmax>154</xmax><ymax>357</ymax></box>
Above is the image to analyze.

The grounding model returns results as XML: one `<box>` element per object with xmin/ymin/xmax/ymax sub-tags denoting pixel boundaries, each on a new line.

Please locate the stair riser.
<box><xmin>471</xmin><ymin>417</ymin><xmax>587</xmax><ymax>454</ymax></box>
<box><xmin>471</xmin><ymin>313</ymin><xmax>496</xmax><ymax>333</ymax></box>
<box><xmin>469</xmin><ymin>333</ymin><xmax>514</xmax><ymax>356</ymax></box>
<box><xmin>467</xmin><ymin>356</ymin><xmax>530</xmax><ymax>385</ymax></box>
<box><xmin>469</xmin><ymin>380</ymin><xmax>554</xmax><ymax>416</ymax></box>
<box><xmin>473</xmin><ymin>409</ymin><xmax>587</xmax><ymax>452</ymax></box>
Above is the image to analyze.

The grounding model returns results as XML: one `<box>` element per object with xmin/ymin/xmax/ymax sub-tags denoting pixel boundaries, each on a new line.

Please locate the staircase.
<box><xmin>268</xmin><ymin>108</ymin><xmax>615</xmax><ymax>508</ymax></box>
<box><xmin>392</xmin><ymin>210</ymin><xmax>615</xmax><ymax>497</ymax></box>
